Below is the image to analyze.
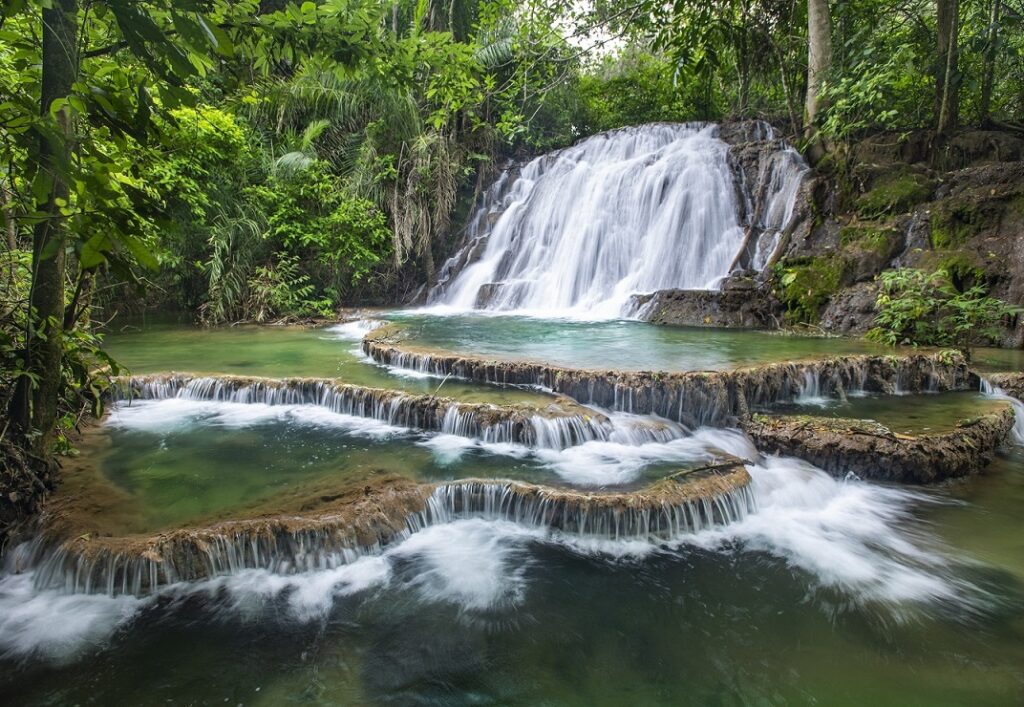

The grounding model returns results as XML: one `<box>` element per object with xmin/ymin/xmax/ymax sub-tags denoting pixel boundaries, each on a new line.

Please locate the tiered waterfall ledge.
<box><xmin>110</xmin><ymin>373</ymin><xmax>612</xmax><ymax>450</ymax></box>
<box><xmin>741</xmin><ymin>404</ymin><xmax>1015</xmax><ymax>483</ymax></box>
<box><xmin>16</xmin><ymin>458</ymin><xmax>754</xmax><ymax>595</ymax></box>
<box><xmin>363</xmin><ymin>326</ymin><xmax>975</xmax><ymax>427</ymax></box>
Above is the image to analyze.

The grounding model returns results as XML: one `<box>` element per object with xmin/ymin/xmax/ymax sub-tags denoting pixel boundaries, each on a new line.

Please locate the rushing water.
<box><xmin>3</xmin><ymin>445</ymin><xmax>1023</xmax><ymax>704</ymax></box>
<box><xmin>429</xmin><ymin>123</ymin><xmax>808</xmax><ymax>318</ymax></box>
<box><xmin>66</xmin><ymin>398</ymin><xmax>741</xmax><ymax>533</ymax></box>
<box><xmin>4</xmin><ymin>121</ymin><xmax>1024</xmax><ymax>702</ymax></box>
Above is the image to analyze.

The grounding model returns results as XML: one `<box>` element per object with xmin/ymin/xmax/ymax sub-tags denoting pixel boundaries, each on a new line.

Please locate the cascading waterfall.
<box><xmin>418</xmin><ymin>480</ymin><xmax>756</xmax><ymax>541</ymax></box>
<box><xmin>429</xmin><ymin>122</ymin><xmax>808</xmax><ymax>317</ymax></box>
<box><xmin>980</xmin><ymin>378</ymin><xmax>1024</xmax><ymax>444</ymax></box>
<box><xmin>112</xmin><ymin>374</ymin><xmax>622</xmax><ymax>450</ymax></box>
<box><xmin>20</xmin><ymin>468</ymin><xmax>754</xmax><ymax>596</ymax></box>
<box><xmin>747</xmin><ymin>145</ymin><xmax>810</xmax><ymax>271</ymax></box>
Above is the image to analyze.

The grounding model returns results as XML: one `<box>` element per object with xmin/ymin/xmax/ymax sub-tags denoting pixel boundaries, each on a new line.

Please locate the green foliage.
<box><xmin>867</xmin><ymin>268</ymin><xmax>1020</xmax><ymax>356</ymax></box>
<box><xmin>773</xmin><ymin>256</ymin><xmax>846</xmax><ymax>325</ymax></box>
<box><xmin>578</xmin><ymin>51</ymin><xmax>694</xmax><ymax>133</ymax></box>
<box><xmin>821</xmin><ymin>44</ymin><xmax>932</xmax><ymax>138</ymax></box>
<box><xmin>246</xmin><ymin>255</ymin><xmax>333</xmax><ymax>321</ymax></box>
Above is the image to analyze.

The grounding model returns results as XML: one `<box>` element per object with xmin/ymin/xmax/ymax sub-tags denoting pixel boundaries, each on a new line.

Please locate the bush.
<box><xmin>867</xmin><ymin>268</ymin><xmax>1020</xmax><ymax>357</ymax></box>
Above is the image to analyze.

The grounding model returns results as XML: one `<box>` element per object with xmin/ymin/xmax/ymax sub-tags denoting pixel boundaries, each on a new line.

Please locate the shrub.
<box><xmin>867</xmin><ymin>268</ymin><xmax>1020</xmax><ymax>357</ymax></box>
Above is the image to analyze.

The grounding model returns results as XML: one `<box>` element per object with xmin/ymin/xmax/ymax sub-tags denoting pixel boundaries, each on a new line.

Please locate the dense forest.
<box><xmin>1</xmin><ymin>0</ymin><xmax>1022</xmax><ymax>504</ymax></box>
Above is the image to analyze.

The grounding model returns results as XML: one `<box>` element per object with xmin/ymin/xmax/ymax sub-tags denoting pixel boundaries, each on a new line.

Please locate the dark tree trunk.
<box><xmin>979</xmin><ymin>0</ymin><xmax>1001</xmax><ymax>126</ymax></box>
<box><xmin>935</xmin><ymin>0</ymin><xmax>960</xmax><ymax>135</ymax></box>
<box><xmin>11</xmin><ymin>0</ymin><xmax>78</xmax><ymax>454</ymax></box>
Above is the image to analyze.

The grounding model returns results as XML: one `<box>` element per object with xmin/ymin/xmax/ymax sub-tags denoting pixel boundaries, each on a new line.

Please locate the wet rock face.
<box><xmin>632</xmin><ymin>283</ymin><xmax>782</xmax><ymax>328</ymax></box>
<box><xmin>818</xmin><ymin>282</ymin><xmax>879</xmax><ymax>336</ymax></box>
<box><xmin>742</xmin><ymin>408</ymin><xmax>1015</xmax><ymax>483</ymax></box>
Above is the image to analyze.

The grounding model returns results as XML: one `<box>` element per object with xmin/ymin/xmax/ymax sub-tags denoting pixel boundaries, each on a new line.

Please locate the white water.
<box><xmin>980</xmin><ymin>379</ymin><xmax>1024</xmax><ymax>445</ymax></box>
<box><xmin>1</xmin><ymin>443</ymin><xmax>988</xmax><ymax>661</ymax></box>
<box><xmin>429</xmin><ymin>123</ymin><xmax>807</xmax><ymax>318</ymax></box>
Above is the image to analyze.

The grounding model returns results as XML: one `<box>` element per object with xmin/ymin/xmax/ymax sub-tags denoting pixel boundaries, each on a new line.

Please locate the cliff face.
<box><xmin>640</xmin><ymin>126</ymin><xmax>1024</xmax><ymax>347</ymax></box>
<box><xmin>775</xmin><ymin>129</ymin><xmax>1024</xmax><ymax>346</ymax></box>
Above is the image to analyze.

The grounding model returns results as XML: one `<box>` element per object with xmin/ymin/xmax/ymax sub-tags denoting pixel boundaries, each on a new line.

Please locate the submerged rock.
<box><xmin>630</xmin><ymin>283</ymin><xmax>782</xmax><ymax>328</ymax></box>
<box><xmin>742</xmin><ymin>407</ymin><xmax>1015</xmax><ymax>483</ymax></box>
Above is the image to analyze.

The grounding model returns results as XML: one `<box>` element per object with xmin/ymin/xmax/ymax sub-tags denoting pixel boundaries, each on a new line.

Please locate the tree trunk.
<box><xmin>804</xmin><ymin>0</ymin><xmax>832</xmax><ymax>159</ymax></box>
<box><xmin>936</xmin><ymin>0</ymin><xmax>960</xmax><ymax>135</ymax></box>
<box><xmin>979</xmin><ymin>0</ymin><xmax>1001</xmax><ymax>126</ymax></box>
<box><xmin>11</xmin><ymin>0</ymin><xmax>77</xmax><ymax>454</ymax></box>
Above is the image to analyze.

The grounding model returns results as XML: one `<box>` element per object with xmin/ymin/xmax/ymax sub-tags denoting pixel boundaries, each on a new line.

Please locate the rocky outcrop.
<box><xmin>631</xmin><ymin>276</ymin><xmax>782</xmax><ymax>328</ymax></box>
<box><xmin>742</xmin><ymin>407</ymin><xmax>1015</xmax><ymax>483</ymax></box>
<box><xmin>817</xmin><ymin>281</ymin><xmax>880</xmax><ymax>336</ymax></box>
<box><xmin>364</xmin><ymin>329</ymin><xmax>975</xmax><ymax>427</ymax></box>
<box><xmin>777</xmin><ymin>130</ymin><xmax>1024</xmax><ymax>346</ymax></box>
<box><xmin>988</xmin><ymin>372</ymin><xmax>1024</xmax><ymax>399</ymax></box>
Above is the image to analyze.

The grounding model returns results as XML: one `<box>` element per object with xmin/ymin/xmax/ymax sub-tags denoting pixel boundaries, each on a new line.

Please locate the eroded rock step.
<box><xmin>742</xmin><ymin>405</ymin><xmax>1015</xmax><ymax>483</ymax></box>
<box><xmin>363</xmin><ymin>328</ymin><xmax>975</xmax><ymax>427</ymax></box>
<box><xmin>20</xmin><ymin>460</ymin><xmax>753</xmax><ymax>596</ymax></box>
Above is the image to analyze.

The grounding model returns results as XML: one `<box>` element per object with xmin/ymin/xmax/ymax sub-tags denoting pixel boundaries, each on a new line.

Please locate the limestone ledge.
<box><xmin>988</xmin><ymin>372</ymin><xmax>1024</xmax><ymax>400</ymax></box>
<box><xmin>741</xmin><ymin>407</ymin><xmax>1015</xmax><ymax>483</ymax></box>
<box><xmin>110</xmin><ymin>373</ymin><xmax>609</xmax><ymax>449</ymax></box>
<box><xmin>24</xmin><ymin>460</ymin><xmax>753</xmax><ymax>595</ymax></box>
<box><xmin>363</xmin><ymin>327</ymin><xmax>975</xmax><ymax>427</ymax></box>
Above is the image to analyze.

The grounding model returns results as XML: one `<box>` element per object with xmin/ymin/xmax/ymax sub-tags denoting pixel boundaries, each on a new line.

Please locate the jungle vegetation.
<box><xmin>0</xmin><ymin>0</ymin><xmax>1022</xmax><ymax>461</ymax></box>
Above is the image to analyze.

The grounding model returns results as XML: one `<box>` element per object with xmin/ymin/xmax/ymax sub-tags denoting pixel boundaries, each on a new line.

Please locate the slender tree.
<box><xmin>935</xmin><ymin>0</ymin><xmax>960</xmax><ymax>135</ymax></box>
<box><xmin>10</xmin><ymin>0</ymin><xmax>78</xmax><ymax>454</ymax></box>
<box><xmin>979</xmin><ymin>0</ymin><xmax>1002</xmax><ymax>126</ymax></box>
<box><xmin>805</xmin><ymin>0</ymin><xmax>832</xmax><ymax>158</ymax></box>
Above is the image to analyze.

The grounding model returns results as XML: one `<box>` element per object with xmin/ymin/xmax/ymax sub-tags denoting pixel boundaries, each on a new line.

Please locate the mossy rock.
<box><xmin>839</xmin><ymin>223</ymin><xmax>900</xmax><ymax>257</ymax></box>
<box><xmin>856</xmin><ymin>171</ymin><xmax>934</xmax><ymax>218</ymax></box>
<box><xmin>929</xmin><ymin>202</ymin><xmax>984</xmax><ymax>249</ymax></box>
<box><xmin>774</xmin><ymin>255</ymin><xmax>847</xmax><ymax>325</ymax></box>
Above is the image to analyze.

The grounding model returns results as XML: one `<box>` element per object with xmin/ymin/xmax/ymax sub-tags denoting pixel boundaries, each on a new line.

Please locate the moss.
<box><xmin>935</xmin><ymin>252</ymin><xmax>986</xmax><ymax>291</ymax></box>
<box><xmin>839</xmin><ymin>223</ymin><xmax>898</xmax><ymax>257</ymax></box>
<box><xmin>773</xmin><ymin>256</ymin><xmax>846</xmax><ymax>325</ymax></box>
<box><xmin>1009</xmin><ymin>194</ymin><xmax>1024</xmax><ymax>216</ymax></box>
<box><xmin>856</xmin><ymin>171</ymin><xmax>933</xmax><ymax>218</ymax></box>
<box><xmin>929</xmin><ymin>202</ymin><xmax>984</xmax><ymax>249</ymax></box>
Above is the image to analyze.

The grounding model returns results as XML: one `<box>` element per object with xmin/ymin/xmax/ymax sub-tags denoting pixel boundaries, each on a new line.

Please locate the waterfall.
<box><xmin>21</xmin><ymin>468</ymin><xmax>754</xmax><ymax>596</ymax></box>
<box><xmin>748</xmin><ymin>146</ymin><xmax>810</xmax><ymax>271</ymax></box>
<box><xmin>111</xmin><ymin>374</ymin><xmax>615</xmax><ymax>450</ymax></box>
<box><xmin>416</xmin><ymin>478</ymin><xmax>757</xmax><ymax>541</ymax></box>
<box><xmin>980</xmin><ymin>379</ymin><xmax>1024</xmax><ymax>445</ymax></box>
<box><xmin>429</xmin><ymin>122</ymin><xmax>808</xmax><ymax>317</ymax></box>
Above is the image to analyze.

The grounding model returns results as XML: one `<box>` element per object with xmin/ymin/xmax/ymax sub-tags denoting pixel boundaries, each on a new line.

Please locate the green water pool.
<box><xmin>102</xmin><ymin>320</ymin><xmax>556</xmax><ymax>406</ymax></box>
<box><xmin>71</xmin><ymin>399</ymin><xmax>724</xmax><ymax>533</ymax></box>
<box><xmin>3</xmin><ymin>447</ymin><xmax>1023</xmax><ymax>705</ymax></box>
<box><xmin>775</xmin><ymin>390</ymin><xmax>1011</xmax><ymax>434</ymax></box>
<box><xmin>388</xmin><ymin>312</ymin><xmax>899</xmax><ymax>370</ymax></box>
